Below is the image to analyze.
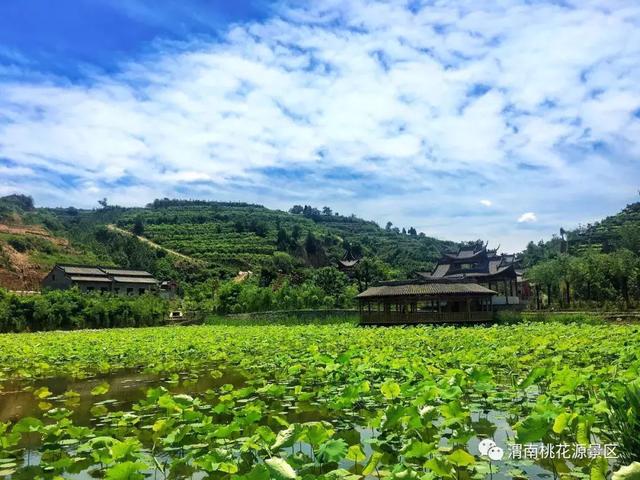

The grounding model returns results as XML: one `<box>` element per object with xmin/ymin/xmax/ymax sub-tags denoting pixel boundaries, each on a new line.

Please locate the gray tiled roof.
<box><xmin>431</xmin><ymin>264</ymin><xmax>450</xmax><ymax>277</ymax></box>
<box><xmin>112</xmin><ymin>276</ymin><xmax>158</xmax><ymax>284</ymax></box>
<box><xmin>102</xmin><ymin>268</ymin><xmax>153</xmax><ymax>276</ymax></box>
<box><xmin>445</xmin><ymin>249</ymin><xmax>482</xmax><ymax>260</ymax></box>
<box><xmin>55</xmin><ymin>264</ymin><xmax>158</xmax><ymax>284</ymax></box>
<box><xmin>59</xmin><ymin>266</ymin><xmax>105</xmax><ymax>275</ymax></box>
<box><xmin>488</xmin><ymin>259</ymin><xmax>503</xmax><ymax>274</ymax></box>
<box><xmin>356</xmin><ymin>283</ymin><xmax>496</xmax><ymax>298</ymax></box>
<box><xmin>69</xmin><ymin>276</ymin><xmax>112</xmax><ymax>283</ymax></box>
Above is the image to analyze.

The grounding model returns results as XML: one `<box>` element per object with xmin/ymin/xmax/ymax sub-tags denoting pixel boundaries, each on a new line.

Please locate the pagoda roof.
<box><xmin>338</xmin><ymin>259</ymin><xmax>359</xmax><ymax>268</ymax></box>
<box><xmin>444</xmin><ymin>248</ymin><xmax>485</xmax><ymax>261</ymax></box>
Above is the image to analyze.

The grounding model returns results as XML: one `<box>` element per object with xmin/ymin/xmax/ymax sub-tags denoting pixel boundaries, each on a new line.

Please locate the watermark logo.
<box><xmin>478</xmin><ymin>439</ymin><xmax>504</xmax><ymax>460</ymax></box>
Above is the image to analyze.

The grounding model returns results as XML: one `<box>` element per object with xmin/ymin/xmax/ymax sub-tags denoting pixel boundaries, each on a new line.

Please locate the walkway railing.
<box><xmin>359</xmin><ymin>311</ymin><xmax>495</xmax><ymax>325</ymax></box>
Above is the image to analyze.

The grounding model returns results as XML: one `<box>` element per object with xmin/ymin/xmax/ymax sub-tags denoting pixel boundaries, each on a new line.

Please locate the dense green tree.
<box><xmin>0</xmin><ymin>288</ymin><xmax>168</xmax><ymax>333</ymax></box>
<box><xmin>354</xmin><ymin>258</ymin><xmax>388</xmax><ymax>291</ymax></box>
<box><xmin>259</xmin><ymin>252</ymin><xmax>296</xmax><ymax>286</ymax></box>
<box><xmin>305</xmin><ymin>231</ymin><xmax>319</xmax><ymax>255</ymax></box>
<box><xmin>607</xmin><ymin>249</ymin><xmax>639</xmax><ymax>308</ymax></box>
<box><xmin>527</xmin><ymin>248</ymin><xmax>640</xmax><ymax>310</ymax></box>
<box><xmin>312</xmin><ymin>267</ymin><xmax>349</xmax><ymax>298</ymax></box>
<box><xmin>0</xmin><ymin>194</ymin><xmax>35</xmax><ymax>211</ymax></box>
<box><xmin>291</xmin><ymin>224</ymin><xmax>302</xmax><ymax>242</ymax></box>
<box><xmin>276</xmin><ymin>228</ymin><xmax>290</xmax><ymax>251</ymax></box>
<box><xmin>289</xmin><ymin>205</ymin><xmax>304</xmax><ymax>214</ymax></box>
<box><xmin>617</xmin><ymin>223</ymin><xmax>640</xmax><ymax>254</ymax></box>
<box><xmin>527</xmin><ymin>260</ymin><xmax>558</xmax><ymax>308</ymax></box>
<box><xmin>132</xmin><ymin>216</ymin><xmax>145</xmax><ymax>236</ymax></box>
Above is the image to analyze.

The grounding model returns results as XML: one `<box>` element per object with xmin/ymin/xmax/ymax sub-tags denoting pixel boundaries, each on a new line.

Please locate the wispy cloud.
<box><xmin>518</xmin><ymin>212</ymin><xmax>538</xmax><ymax>223</ymax></box>
<box><xmin>0</xmin><ymin>0</ymin><xmax>639</xmax><ymax>251</ymax></box>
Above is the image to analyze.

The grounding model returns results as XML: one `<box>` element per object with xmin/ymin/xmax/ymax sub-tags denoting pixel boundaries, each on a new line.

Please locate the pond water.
<box><xmin>0</xmin><ymin>368</ymin><xmax>245</xmax><ymax>425</ymax></box>
<box><xmin>0</xmin><ymin>369</ymin><xmax>606</xmax><ymax>479</ymax></box>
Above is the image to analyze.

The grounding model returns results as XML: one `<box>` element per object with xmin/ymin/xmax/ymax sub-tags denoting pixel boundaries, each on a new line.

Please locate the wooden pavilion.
<box><xmin>357</xmin><ymin>279</ymin><xmax>496</xmax><ymax>325</ymax></box>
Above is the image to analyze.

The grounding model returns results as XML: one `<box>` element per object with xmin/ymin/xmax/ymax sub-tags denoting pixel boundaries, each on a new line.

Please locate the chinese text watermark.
<box><xmin>478</xmin><ymin>439</ymin><xmax>618</xmax><ymax>461</ymax></box>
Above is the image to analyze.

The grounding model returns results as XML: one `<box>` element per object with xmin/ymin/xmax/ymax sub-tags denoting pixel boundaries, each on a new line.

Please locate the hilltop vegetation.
<box><xmin>2</xmin><ymin>193</ymin><xmax>640</xmax><ymax>310</ymax></box>
<box><xmin>522</xmin><ymin>200</ymin><xmax>640</xmax><ymax>309</ymax></box>
<box><xmin>112</xmin><ymin>199</ymin><xmax>452</xmax><ymax>276</ymax></box>
<box><xmin>0</xmin><ymin>195</ymin><xmax>104</xmax><ymax>290</ymax></box>
<box><xmin>0</xmin><ymin>195</ymin><xmax>454</xmax><ymax>296</ymax></box>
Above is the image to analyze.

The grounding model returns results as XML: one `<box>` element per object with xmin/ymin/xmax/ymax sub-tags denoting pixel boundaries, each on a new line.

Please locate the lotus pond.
<box><xmin>0</xmin><ymin>320</ymin><xmax>638</xmax><ymax>479</ymax></box>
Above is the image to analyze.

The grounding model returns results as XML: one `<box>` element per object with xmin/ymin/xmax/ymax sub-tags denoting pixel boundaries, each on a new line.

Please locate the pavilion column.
<box><xmin>504</xmin><ymin>280</ymin><xmax>509</xmax><ymax>305</ymax></box>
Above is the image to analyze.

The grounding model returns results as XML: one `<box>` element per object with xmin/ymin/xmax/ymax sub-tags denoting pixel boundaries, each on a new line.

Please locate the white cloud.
<box><xmin>480</xmin><ymin>199</ymin><xmax>492</xmax><ymax>207</ymax></box>
<box><xmin>0</xmin><ymin>0</ymin><xmax>639</xmax><ymax>251</ymax></box>
<box><xmin>517</xmin><ymin>212</ymin><xmax>538</xmax><ymax>223</ymax></box>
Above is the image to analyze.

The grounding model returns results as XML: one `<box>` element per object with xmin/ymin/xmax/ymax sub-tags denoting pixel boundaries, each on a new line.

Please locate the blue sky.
<box><xmin>1</xmin><ymin>0</ymin><xmax>639</xmax><ymax>251</ymax></box>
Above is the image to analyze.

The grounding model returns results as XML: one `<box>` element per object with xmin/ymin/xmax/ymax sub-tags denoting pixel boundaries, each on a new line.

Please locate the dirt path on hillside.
<box><xmin>106</xmin><ymin>224</ymin><xmax>201</xmax><ymax>264</ymax></box>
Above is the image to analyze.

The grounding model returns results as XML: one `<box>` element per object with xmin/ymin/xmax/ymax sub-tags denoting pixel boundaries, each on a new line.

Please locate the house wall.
<box><xmin>41</xmin><ymin>267</ymin><xmax>73</xmax><ymax>290</ymax></box>
<box><xmin>74</xmin><ymin>281</ymin><xmax>113</xmax><ymax>293</ymax></box>
<box><xmin>113</xmin><ymin>283</ymin><xmax>156</xmax><ymax>296</ymax></box>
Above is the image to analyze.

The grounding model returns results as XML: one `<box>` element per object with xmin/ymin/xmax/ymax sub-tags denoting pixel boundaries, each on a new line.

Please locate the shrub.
<box><xmin>0</xmin><ymin>288</ymin><xmax>169</xmax><ymax>333</ymax></box>
<box><xmin>494</xmin><ymin>310</ymin><xmax>522</xmax><ymax>324</ymax></box>
<box><xmin>604</xmin><ymin>381</ymin><xmax>640</xmax><ymax>464</ymax></box>
<box><xmin>8</xmin><ymin>237</ymin><xmax>30</xmax><ymax>252</ymax></box>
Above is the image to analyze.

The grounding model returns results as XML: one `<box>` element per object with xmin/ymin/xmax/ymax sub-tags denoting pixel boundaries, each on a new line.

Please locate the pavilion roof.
<box><xmin>356</xmin><ymin>282</ymin><xmax>496</xmax><ymax>299</ymax></box>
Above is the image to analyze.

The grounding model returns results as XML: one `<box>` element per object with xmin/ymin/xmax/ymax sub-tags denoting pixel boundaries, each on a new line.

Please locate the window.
<box><xmin>86</xmin><ymin>286</ymin><xmax>94</xmax><ymax>292</ymax></box>
<box><xmin>100</xmin><ymin>287</ymin><xmax>108</xmax><ymax>293</ymax></box>
<box><xmin>127</xmin><ymin>288</ymin><xmax>133</xmax><ymax>295</ymax></box>
<box><xmin>114</xmin><ymin>288</ymin><xmax>120</xmax><ymax>294</ymax></box>
<box><xmin>52</xmin><ymin>274</ymin><xmax>56</xmax><ymax>281</ymax></box>
<box><xmin>458</xmin><ymin>262</ymin><xmax>479</xmax><ymax>270</ymax></box>
<box><xmin>138</xmin><ymin>288</ymin><xmax>146</xmax><ymax>295</ymax></box>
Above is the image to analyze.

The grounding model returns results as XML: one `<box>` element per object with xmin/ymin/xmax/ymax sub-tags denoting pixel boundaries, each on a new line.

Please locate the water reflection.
<box><xmin>0</xmin><ymin>370</ymin><xmax>608</xmax><ymax>480</ymax></box>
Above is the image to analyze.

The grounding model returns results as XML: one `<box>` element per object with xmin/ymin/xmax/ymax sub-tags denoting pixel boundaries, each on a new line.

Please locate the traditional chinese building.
<box><xmin>417</xmin><ymin>244</ymin><xmax>530</xmax><ymax>307</ymax></box>
<box><xmin>357</xmin><ymin>278</ymin><xmax>496</xmax><ymax>325</ymax></box>
<box><xmin>337</xmin><ymin>251</ymin><xmax>360</xmax><ymax>276</ymax></box>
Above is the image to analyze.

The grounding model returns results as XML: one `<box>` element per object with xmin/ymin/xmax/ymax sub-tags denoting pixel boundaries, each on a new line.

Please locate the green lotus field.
<box><xmin>0</xmin><ymin>320</ymin><xmax>638</xmax><ymax>479</ymax></box>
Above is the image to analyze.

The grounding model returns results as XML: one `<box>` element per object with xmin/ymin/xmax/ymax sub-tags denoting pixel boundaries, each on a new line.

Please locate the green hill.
<box><xmin>521</xmin><ymin>201</ymin><xmax>640</xmax><ymax>267</ymax></box>
<box><xmin>568</xmin><ymin>202</ymin><xmax>640</xmax><ymax>254</ymax></box>
<box><xmin>0</xmin><ymin>195</ymin><xmax>456</xmax><ymax>289</ymax></box>
<box><xmin>520</xmin><ymin>200</ymin><xmax>640</xmax><ymax>309</ymax></box>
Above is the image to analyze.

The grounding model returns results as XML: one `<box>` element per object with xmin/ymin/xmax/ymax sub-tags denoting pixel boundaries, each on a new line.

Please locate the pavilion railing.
<box><xmin>359</xmin><ymin>310</ymin><xmax>495</xmax><ymax>324</ymax></box>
